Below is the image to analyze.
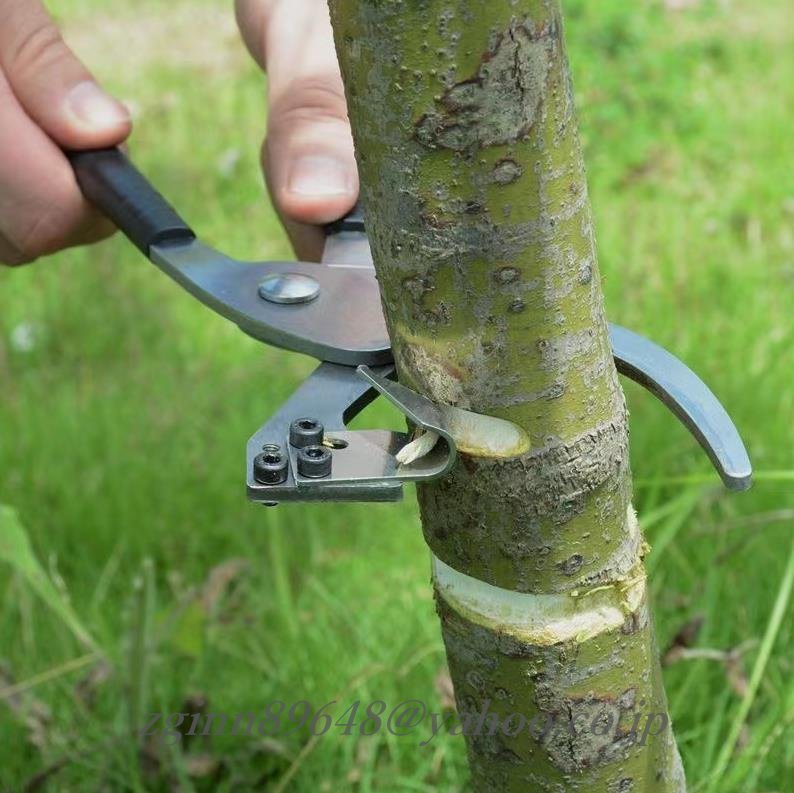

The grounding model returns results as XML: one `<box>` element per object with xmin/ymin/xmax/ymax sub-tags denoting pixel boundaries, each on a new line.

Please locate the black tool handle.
<box><xmin>67</xmin><ymin>148</ymin><xmax>195</xmax><ymax>256</ymax></box>
<box><xmin>325</xmin><ymin>202</ymin><xmax>365</xmax><ymax>236</ymax></box>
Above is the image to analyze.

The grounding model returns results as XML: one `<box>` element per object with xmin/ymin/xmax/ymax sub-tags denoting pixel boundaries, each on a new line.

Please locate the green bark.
<box><xmin>328</xmin><ymin>1</ymin><xmax>685</xmax><ymax>790</ymax></box>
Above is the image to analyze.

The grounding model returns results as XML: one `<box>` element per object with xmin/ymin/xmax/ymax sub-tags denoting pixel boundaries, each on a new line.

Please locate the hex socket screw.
<box><xmin>297</xmin><ymin>445</ymin><xmax>332</xmax><ymax>479</ymax></box>
<box><xmin>253</xmin><ymin>445</ymin><xmax>289</xmax><ymax>485</ymax></box>
<box><xmin>289</xmin><ymin>417</ymin><xmax>324</xmax><ymax>448</ymax></box>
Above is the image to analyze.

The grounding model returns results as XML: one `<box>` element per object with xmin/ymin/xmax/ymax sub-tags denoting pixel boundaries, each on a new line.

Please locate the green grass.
<box><xmin>1</xmin><ymin>0</ymin><xmax>792</xmax><ymax>789</ymax></box>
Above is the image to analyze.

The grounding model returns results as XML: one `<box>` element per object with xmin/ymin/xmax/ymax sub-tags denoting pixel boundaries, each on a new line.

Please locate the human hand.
<box><xmin>0</xmin><ymin>0</ymin><xmax>132</xmax><ymax>266</ymax></box>
<box><xmin>235</xmin><ymin>0</ymin><xmax>358</xmax><ymax>262</ymax></box>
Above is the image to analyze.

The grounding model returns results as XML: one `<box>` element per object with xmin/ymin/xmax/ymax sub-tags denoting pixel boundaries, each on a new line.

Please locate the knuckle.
<box><xmin>8</xmin><ymin>20</ymin><xmax>70</xmax><ymax>76</ymax></box>
<box><xmin>12</xmin><ymin>205</ymin><xmax>76</xmax><ymax>261</ymax></box>
<box><xmin>269</xmin><ymin>75</ymin><xmax>349</xmax><ymax>130</ymax></box>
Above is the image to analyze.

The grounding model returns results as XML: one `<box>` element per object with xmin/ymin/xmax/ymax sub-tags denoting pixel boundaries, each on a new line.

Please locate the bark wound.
<box><xmin>395</xmin><ymin>336</ymin><xmax>469</xmax><ymax>406</ymax></box>
<box><xmin>415</xmin><ymin>22</ymin><xmax>554</xmax><ymax>152</ymax></box>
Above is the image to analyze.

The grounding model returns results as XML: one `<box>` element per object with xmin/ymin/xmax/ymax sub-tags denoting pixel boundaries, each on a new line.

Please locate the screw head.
<box><xmin>253</xmin><ymin>446</ymin><xmax>289</xmax><ymax>485</ymax></box>
<box><xmin>258</xmin><ymin>273</ymin><xmax>321</xmax><ymax>305</ymax></box>
<box><xmin>297</xmin><ymin>445</ymin><xmax>332</xmax><ymax>479</ymax></box>
<box><xmin>289</xmin><ymin>417</ymin><xmax>324</xmax><ymax>449</ymax></box>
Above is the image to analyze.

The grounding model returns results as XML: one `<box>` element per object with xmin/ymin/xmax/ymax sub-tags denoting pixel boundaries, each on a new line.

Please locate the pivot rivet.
<box><xmin>258</xmin><ymin>273</ymin><xmax>321</xmax><ymax>305</ymax></box>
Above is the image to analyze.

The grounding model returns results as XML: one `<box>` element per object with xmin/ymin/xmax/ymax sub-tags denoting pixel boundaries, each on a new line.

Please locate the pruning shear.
<box><xmin>67</xmin><ymin>148</ymin><xmax>753</xmax><ymax>505</ymax></box>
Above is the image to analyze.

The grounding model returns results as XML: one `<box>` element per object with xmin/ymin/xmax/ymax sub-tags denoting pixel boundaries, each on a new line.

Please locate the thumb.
<box><xmin>260</xmin><ymin>0</ymin><xmax>358</xmax><ymax>228</ymax></box>
<box><xmin>0</xmin><ymin>0</ymin><xmax>131</xmax><ymax>149</ymax></box>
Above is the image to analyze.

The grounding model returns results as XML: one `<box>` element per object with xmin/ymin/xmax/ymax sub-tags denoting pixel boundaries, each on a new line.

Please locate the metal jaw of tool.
<box><xmin>68</xmin><ymin>148</ymin><xmax>753</xmax><ymax>505</ymax></box>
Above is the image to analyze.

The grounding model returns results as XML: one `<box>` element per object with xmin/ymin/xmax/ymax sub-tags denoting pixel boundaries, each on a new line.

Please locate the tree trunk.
<box><xmin>328</xmin><ymin>1</ymin><xmax>685</xmax><ymax>790</ymax></box>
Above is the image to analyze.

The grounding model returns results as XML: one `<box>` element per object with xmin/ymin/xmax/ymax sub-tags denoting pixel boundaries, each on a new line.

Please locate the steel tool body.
<box><xmin>67</xmin><ymin>148</ymin><xmax>753</xmax><ymax>504</ymax></box>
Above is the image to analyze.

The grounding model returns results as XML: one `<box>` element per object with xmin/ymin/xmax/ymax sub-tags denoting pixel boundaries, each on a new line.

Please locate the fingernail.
<box><xmin>64</xmin><ymin>81</ymin><xmax>130</xmax><ymax>129</ymax></box>
<box><xmin>288</xmin><ymin>155</ymin><xmax>355</xmax><ymax>197</ymax></box>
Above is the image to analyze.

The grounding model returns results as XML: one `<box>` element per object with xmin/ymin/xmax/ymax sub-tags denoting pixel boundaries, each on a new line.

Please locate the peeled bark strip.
<box><xmin>329</xmin><ymin>1</ymin><xmax>685</xmax><ymax>789</ymax></box>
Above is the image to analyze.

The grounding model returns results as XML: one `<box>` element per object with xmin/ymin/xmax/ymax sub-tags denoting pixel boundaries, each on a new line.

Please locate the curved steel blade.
<box><xmin>610</xmin><ymin>325</ymin><xmax>752</xmax><ymax>491</ymax></box>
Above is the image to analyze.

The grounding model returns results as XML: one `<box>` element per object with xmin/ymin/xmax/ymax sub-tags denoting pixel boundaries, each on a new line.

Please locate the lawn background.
<box><xmin>0</xmin><ymin>0</ymin><xmax>792</xmax><ymax>790</ymax></box>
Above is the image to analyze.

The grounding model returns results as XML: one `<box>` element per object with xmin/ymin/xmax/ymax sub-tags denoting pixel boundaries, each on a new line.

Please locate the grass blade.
<box><xmin>706</xmin><ymin>538</ymin><xmax>794</xmax><ymax>790</ymax></box>
<box><xmin>0</xmin><ymin>504</ymin><xmax>98</xmax><ymax>653</ymax></box>
<box><xmin>644</xmin><ymin>487</ymin><xmax>704</xmax><ymax>574</ymax></box>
